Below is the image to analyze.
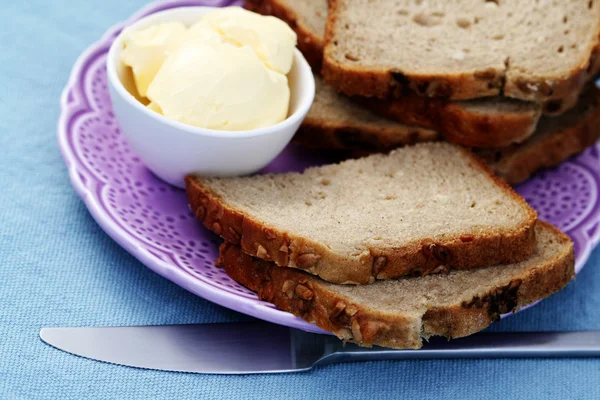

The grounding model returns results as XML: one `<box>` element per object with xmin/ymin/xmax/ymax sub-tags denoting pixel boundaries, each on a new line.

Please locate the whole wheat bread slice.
<box><xmin>294</xmin><ymin>76</ymin><xmax>440</xmax><ymax>150</ymax></box>
<box><xmin>481</xmin><ymin>85</ymin><xmax>600</xmax><ymax>184</ymax></box>
<box><xmin>245</xmin><ymin>0</ymin><xmax>548</xmax><ymax>148</ymax></box>
<box><xmin>323</xmin><ymin>0</ymin><xmax>600</xmax><ymax>108</ymax></box>
<box><xmin>186</xmin><ymin>143</ymin><xmax>537</xmax><ymax>285</ymax></box>
<box><xmin>218</xmin><ymin>222</ymin><xmax>574</xmax><ymax>349</ymax></box>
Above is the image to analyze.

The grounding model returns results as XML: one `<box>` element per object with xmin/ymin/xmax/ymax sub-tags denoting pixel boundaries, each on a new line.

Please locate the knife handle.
<box><xmin>316</xmin><ymin>331</ymin><xmax>600</xmax><ymax>365</ymax></box>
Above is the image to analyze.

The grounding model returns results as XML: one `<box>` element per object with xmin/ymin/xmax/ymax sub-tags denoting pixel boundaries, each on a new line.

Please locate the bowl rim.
<box><xmin>106</xmin><ymin>5</ymin><xmax>315</xmax><ymax>139</ymax></box>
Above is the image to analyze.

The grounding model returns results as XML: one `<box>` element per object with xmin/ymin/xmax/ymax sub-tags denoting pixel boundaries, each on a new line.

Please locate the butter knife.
<box><xmin>40</xmin><ymin>322</ymin><xmax>600</xmax><ymax>374</ymax></box>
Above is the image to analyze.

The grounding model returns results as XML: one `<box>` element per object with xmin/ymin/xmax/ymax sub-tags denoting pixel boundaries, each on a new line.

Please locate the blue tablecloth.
<box><xmin>2</xmin><ymin>1</ymin><xmax>600</xmax><ymax>398</ymax></box>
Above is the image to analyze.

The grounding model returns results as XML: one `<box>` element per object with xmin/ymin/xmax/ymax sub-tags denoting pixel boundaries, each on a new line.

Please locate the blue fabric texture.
<box><xmin>1</xmin><ymin>1</ymin><xmax>600</xmax><ymax>398</ymax></box>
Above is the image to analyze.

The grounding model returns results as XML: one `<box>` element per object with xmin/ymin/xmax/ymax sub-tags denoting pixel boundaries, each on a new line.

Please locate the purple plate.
<box><xmin>58</xmin><ymin>0</ymin><xmax>600</xmax><ymax>334</ymax></box>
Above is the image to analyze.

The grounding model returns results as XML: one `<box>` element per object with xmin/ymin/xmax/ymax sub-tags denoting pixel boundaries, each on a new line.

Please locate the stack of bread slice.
<box><xmin>183</xmin><ymin>1</ymin><xmax>596</xmax><ymax>349</ymax></box>
<box><xmin>186</xmin><ymin>143</ymin><xmax>575</xmax><ymax>349</ymax></box>
<box><xmin>246</xmin><ymin>0</ymin><xmax>600</xmax><ymax>184</ymax></box>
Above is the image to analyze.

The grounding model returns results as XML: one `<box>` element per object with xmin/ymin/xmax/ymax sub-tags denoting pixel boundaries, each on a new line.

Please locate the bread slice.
<box><xmin>218</xmin><ymin>222</ymin><xmax>574</xmax><ymax>349</ymax></box>
<box><xmin>481</xmin><ymin>85</ymin><xmax>600</xmax><ymax>185</ymax></box>
<box><xmin>294</xmin><ymin>76</ymin><xmax>440</xmax><ymax>151</ymax></box>
<box><xmin>323</xmin><ymin>0</ymin><xmax>600</xmax><ymax>109</ymax></box>
<box><xmin>186</xmin><ymin>143</ymin><xmax>537</xmax><ymax>285</ymax></box>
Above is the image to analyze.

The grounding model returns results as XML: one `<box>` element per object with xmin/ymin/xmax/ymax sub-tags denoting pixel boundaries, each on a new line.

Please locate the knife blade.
<box><xmin>40</xmin><ymin>322</ymin><xmax>600</xmax><ymax>374</ymax></box>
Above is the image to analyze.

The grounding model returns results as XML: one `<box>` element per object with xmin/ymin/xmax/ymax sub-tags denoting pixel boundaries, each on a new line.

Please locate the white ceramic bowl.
<box><xmin>106</xmin><ymin>6</ymin><xmax>315</xmax><ymax>188</ymax></box>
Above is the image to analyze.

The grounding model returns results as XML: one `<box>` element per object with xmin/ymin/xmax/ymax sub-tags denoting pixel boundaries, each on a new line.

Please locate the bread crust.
<box><xmin>360</xmin><ymin>96</ymin><xmax>542</xmax><ymax>148</ymax></box>
<box><xmin>245</xmin><ymin>0</ymin><xmax>324</xmax><ymax>71</ymax></box>
<box><xmin>480</xmin><ymin>87</ymin><xmax>600</xmax><ymax>185</ymax></box>
<box><xmin>322</xmin><ymin>0</ymin><xmax>600</xmax><ymax>108</ymax></box>
<box><xmin>217</xmin><ymin>222</ymin><xmax>574</xmax><ymax>349</ymax></box>
<box><xmin>293</xmin><ymin>116</ymin><xmax>440</xmax><ymax>151</ymax></box>
<box><xmin>185</xmin><ymin>147</ymin><xmax>538</xmax><ymax>285</ymax></box>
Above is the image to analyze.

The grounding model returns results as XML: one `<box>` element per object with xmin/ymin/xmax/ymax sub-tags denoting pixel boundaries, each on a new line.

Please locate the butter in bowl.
<box><xmin>106</xmin><ymin>6</ymin><xmax>315</xmax><ymax>188</ymax></box>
